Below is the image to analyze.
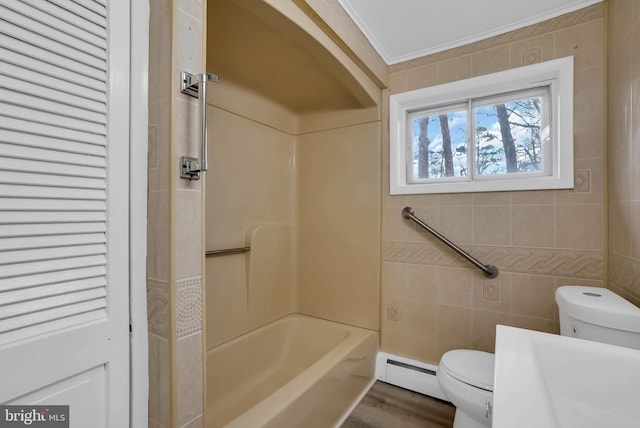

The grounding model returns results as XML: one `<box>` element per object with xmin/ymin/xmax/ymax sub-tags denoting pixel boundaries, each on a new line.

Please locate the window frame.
<box><xmin>389</xmin><ymin>56</ymin><xmax>574</xmax><ymax>195</ymax></box>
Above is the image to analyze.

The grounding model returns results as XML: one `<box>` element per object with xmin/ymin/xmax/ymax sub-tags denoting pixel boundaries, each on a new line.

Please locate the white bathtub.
<box><xmin>205</xmin><ymin>314</ymin><xmax>378</xmax><ymax>427</ymax></box>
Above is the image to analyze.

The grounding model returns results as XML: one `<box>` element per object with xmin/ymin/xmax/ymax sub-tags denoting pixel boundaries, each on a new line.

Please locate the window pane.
<box><xmin>410</xmin><ymin>109</ymin><xmax>467</xmax><ymax>180</ymax></box>
<box><xmin>474</xmin><ymin>95</ymin><xmax>543</xmax><ymax>176</ymax></box>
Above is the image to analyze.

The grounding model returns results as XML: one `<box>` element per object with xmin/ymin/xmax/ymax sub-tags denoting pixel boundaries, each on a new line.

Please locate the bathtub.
<box><xmin>205</xmin><ymin>314</ymin><xmax>378</xmax><ymax>427</ymax></box>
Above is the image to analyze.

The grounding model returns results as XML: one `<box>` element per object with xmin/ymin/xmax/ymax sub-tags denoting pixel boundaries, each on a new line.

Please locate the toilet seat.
<box><xmin>439</xmin><ymin>350</ymin><xmax>494</xmax><ymax>392</ymax></box>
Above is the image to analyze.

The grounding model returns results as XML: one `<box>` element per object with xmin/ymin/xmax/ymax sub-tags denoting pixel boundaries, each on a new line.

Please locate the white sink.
<box><xmin>493</xmin><ymin>325</ymin><xmax>640</xmax><ymax>428</ymax></box>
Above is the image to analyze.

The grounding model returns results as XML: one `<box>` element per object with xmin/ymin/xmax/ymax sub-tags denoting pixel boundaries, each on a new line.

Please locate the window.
<box><xmin>390</xmin><ymin>56</ymin><xmax>574</xmax><ymax>194</ymax></box>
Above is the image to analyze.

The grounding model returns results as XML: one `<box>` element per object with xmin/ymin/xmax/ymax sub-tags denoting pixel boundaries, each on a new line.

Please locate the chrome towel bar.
<box><xmin>205</xmin><ymin>246</ymin><xmax>251</xmax><ymax>257</ymax></box>
<box><xmin>402</xmin><ymin>206</ymin><xmax>499</xmax><ymax>278</ymax></box>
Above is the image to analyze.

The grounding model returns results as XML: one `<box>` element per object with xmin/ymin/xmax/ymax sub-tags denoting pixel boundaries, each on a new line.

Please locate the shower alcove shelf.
<box><xmin>206</xmin><ymin>0</ymin><xmax>380</xmax><ymax>133</ymax></box>
<box><xmin>204</xmin><ymin>1</ymin><xmax>382</xmax><ymax>426</ymax></box>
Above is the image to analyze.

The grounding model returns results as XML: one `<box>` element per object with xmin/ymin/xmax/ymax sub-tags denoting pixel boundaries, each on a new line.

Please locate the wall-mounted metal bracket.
<box><xmin>180</xmin><ymin>155</ymin><xmax>201</xmax><ymax>180</ymax></box>
<box><xmin>180</xmin><ymin>71</ymin><xmax>219</xmax><ymax>98</ymax></box>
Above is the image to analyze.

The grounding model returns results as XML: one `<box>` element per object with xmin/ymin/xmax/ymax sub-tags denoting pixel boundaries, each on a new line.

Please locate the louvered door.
<box><xmin>0</xmin><ymin>1</ymin><xmax>130</xmax><ymax>427</ymax></box>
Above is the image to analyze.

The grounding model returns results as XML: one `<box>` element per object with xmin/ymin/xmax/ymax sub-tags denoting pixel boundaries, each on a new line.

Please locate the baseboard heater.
<box><xmin>374</xmin><ymin>352</ymin><xmax>449</xmax><ymax>402</ymax></box>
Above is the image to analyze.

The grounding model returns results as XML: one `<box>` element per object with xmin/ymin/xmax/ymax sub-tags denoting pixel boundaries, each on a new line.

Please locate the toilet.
<box><xmin>436</xmin><ymin>285</ymin><xmax>640</xmax><ymax>428</ymax></box>
<box><xmin>437</xmin><ymin>349</ymin><xmax>494</xmax><ymax>428</ymax></box>
<box><xmin>555</xmin><ymin>285</ymin><xmax>640</xmax><ymax>350</ymax></box>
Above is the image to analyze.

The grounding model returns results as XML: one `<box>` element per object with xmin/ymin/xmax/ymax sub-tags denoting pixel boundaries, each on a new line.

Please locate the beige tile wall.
<box><xmin>607</xmin><ymin>0</ymin><xmax>640</xmax><ymax>306</ymax></box>
<box><xmin>381</xmin><ymin>3</ymin><xmax>607</xmax><ymax>364</ymax></box>
<box><xmin>148</xmin><ymin>0</ymin><xmax>206</xmax><ymax>426</ymax></box>
<box><xmin>173</xmin><ymin>0</ymin><xmax>205</xmax><ymax>426</ymax></box>
<box><xmin>148</xmin><ymin>0</ymin><xmax>172</xmax><ymax>426</ymax></box>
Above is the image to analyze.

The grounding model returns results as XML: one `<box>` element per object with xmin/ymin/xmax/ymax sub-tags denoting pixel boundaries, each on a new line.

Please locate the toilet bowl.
<box><xmin>436</xmin><ymin>286</ymin><xmax>640</xmax><ymax>428</ymax></box>
<box><xmin>437</xmin><ymin>349</ymin><xmax>494</xmax><ymax>428</ymax></box>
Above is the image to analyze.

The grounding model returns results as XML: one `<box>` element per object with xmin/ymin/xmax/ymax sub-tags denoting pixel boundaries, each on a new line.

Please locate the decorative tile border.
<box><xmin>390</xmin><ymin>2</ymin><xmax>604</xmax><ymax>72</ymax></box>
<box><xmin>382</xmin><ymin>241</ymin><xmax>603</xmax><ymax>280</ymax></box>
<box><xmin>148</xmin><ymin>278</ymin><xmax>169</xmax><ymax>338</ymax></box>
<box><xmin>383</xmin><ymin>240</ymin><xmax>460</xmax><ymax>266</ymax></box>
<box><xmin>176</xmin><ymin>276</ymin><xmax>202</xmax><ymax>338</ymax></box>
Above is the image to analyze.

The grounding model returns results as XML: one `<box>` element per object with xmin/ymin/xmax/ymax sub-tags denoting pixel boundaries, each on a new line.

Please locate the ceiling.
<box><xmin>338</xmin><ymin>0</ymin><xmax>602</xmax><ymax>65</ymax></box>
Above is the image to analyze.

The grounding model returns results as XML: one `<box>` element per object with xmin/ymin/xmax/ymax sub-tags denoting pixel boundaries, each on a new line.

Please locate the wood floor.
<box><xmin>341</xmin><ymin>381</ymin><xmax>456</xmax><ymax>428</ymax></box>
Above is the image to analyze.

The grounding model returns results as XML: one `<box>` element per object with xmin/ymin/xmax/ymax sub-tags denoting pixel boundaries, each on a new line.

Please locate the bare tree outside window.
<box><xmin>496</xmin><ymin>103</ymin><xmax>518</xmax><ymax>173</ymax></box>
<box><xmin>417</xmin><ymin>117</ymin><xmax>430</xmax><ymax>179</ymax></box>
<box><xmin>411</xmin><ymin>109</ymin><xmax>467</xmax><ymax>180</ymax></box>
<box><xmin>409</xmin><ymin>94</ymin><xmax>541</xmax><ymax>181</ymax></box>
<box><xmin>439</xmin><ymin>114</ymin><xmax>454</xmax><ymax>177</ymax></box>
<box><xmin>474</xmin><ymin>97</ymin><xmax>543</xmax><ymax>175</ymax></box>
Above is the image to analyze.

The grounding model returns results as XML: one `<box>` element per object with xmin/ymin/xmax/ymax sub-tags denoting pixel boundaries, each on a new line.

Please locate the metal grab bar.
<box><xmin>205</xmin><ymin>246</ymin><xmax>251</xmax><ymax>257</ymax></box>
<box><xmin>402</xmin><ymin>207</ymin><xmax>499</xmax><ymax>278</ymax></box>
<box><xmin>179</xmin><ymin>71</ymin><xmax>219</xmax><ymax>180</ymax></box>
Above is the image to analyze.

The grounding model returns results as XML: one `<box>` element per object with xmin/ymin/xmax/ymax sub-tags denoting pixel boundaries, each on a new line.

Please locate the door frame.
<box><xmin>129</xmin><ymin>1</ymin><xmax>150</xmax><ymax>427</ymax></box>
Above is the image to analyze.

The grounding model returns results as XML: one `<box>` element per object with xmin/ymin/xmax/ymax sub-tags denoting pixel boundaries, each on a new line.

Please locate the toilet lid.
<box><xmin>440</xmin><ymin>350</ymin><xmax>495</xmax><ymax>392</ymax></box>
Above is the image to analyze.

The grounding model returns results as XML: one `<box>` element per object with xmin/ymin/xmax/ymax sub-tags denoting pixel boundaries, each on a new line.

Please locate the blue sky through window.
<box><xmin>411</xmin><ymin>96</ymin><xmax>542</xmax><ymax>180</ymax></box>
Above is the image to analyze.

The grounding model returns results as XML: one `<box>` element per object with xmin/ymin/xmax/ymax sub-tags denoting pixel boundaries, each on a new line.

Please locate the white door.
<box><xmin>0</xmin><ymin>1</ymin><xmax>131</xmax><ymax>427</ymax></box>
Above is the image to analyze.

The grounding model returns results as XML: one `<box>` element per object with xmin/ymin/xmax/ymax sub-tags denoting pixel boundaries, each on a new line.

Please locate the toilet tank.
<box><xmin>556</xmin><ymin>286</ymin><xmax>640</xmax><ymax>350</ymax></box>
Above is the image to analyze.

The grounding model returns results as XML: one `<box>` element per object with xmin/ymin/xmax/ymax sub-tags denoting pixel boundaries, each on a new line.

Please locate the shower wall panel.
<box><xmin>205</xmin><ymin>106</ymin><xmax>297</xmax><ymax>349</ymax></box>
<box><xmin>297</xmin><ymin>122</ymin><xmax>381</xmax><ymax>331</ymax></box>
